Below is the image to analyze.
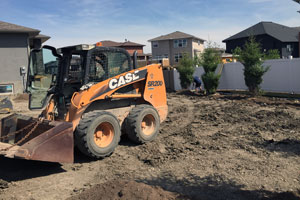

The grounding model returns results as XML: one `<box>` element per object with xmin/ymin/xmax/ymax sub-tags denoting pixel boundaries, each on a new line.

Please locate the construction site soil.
<box><xmin>0</xmin><ymin>92</ymin><xmax>300</xmax><ymax>200</ymax></box>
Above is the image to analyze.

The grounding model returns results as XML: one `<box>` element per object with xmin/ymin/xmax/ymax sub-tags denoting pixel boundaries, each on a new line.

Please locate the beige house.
<box><xmin>148</xmin><ymin>31</ymin><xmax>205</xmax><ymax>66</ymax></box>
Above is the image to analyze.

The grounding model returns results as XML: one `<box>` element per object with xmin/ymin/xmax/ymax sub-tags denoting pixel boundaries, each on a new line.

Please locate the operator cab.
<box><xmin>27</xmin><ymin>44</ymin><xmax>132</xmax><ymax>117</ymax></box>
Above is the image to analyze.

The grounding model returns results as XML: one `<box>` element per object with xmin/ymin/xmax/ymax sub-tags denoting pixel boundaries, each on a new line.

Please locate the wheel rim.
<box><xmin>141</xmin><ymin>114</ymin><xmax>156</xmax><ymax>136</ymax></box>
<box><xmin>94</xmin><ymin>122</ymin><xmax>114</xmax><ymax>148</ymax></box>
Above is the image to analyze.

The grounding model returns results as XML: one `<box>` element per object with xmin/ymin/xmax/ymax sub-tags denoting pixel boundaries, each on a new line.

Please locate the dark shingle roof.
<box><xmin>293</xmin><ymin>26</ymin><xmax>300</xmax><ymax>31</ymax></box>
<box><xmin>100</xmin><ymin>40</ymin><xmax>144</xmax><ymax>47</ymax></box>
<box><xmin>148</xmin><ymin>31</ymin><xmax>205</xmax><ymax>42</ymax></box>
<box><xmin>119</xmin><ymin>41</ymin><xmax>145</xmax><ymax>47</ymax></box>
<box><xmin>223</xmin><ymin>22</ymin><xmax>300</xmax><ymax>43</ymax></box>
<box><xmin>0</xmin><ymin>21</ymin><xmax>40</xmax><ymax>35</ymax></box>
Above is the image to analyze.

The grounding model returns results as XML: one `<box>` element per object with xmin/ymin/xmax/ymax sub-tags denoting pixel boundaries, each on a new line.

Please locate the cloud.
<box><xmin>2</xmin><ymin>0</ymin><xmax>299</xmax><ymax>54</ymax></box>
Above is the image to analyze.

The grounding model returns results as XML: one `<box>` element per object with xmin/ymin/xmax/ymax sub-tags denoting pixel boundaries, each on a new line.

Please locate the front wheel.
<box><xmin>125</xmin><ymin>105</ymin><xmax>160</xmax><ymax>144</ymax></box>
<box><xmin>75</xmin><ymin>111</ymin><xmax>121</xmax><ymax>158</ymax></box>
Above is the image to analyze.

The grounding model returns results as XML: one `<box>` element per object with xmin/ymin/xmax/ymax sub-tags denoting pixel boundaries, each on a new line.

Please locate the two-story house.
<box><xmin>148</xmin><ymin>31</ymin><xmax>205</xmax><ymax>66</ymax></box>
<box><xmin>223</xmin><ymin>21</ymin><xmax>300</xmax><ymax>58</ymax></box>
<box><xmin>0</xmin><ymin>21</ymin><xmax>50</xmax><ymax>94</ymax></box>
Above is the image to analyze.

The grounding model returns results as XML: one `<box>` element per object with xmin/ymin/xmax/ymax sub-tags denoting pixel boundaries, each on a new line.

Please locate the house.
<box><xmin>221</xmin><ymin>53</ymin><xmax>235</xmax><ymax>64</ymax></box>
<box><xmin>148</xmin><ymin>31</ymin><xmax>205</xmax><ymax>66</ymax></box>
<box><xmin>213</xmin><ymin>48</ymin><xmax>235</xmax><ymax>64</ymax></box>
<box><xmin>98</xmin><ymin>40</ymin><xmax>151</xmax><ymax>65</ymax></box>
<box><xmin>223</xmin><ymin>21</ymin><xmax>300</xmax><ymax>58</ymax></box>
<box><xmin>0</xmin><ymin>21</ymin><xmax>50</xmax><ymax>94</ymax></box>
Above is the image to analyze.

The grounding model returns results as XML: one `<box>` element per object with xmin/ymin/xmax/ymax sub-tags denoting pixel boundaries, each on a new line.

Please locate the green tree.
<box><xmin>177</xmin><ymin>53</ymin><xmax>195</xmax><ymax>89</ymax></box>
<box><xmin>263</xmin><ymin>49</ymin><xmax>280</xmax><ymax>60</ymax></box>
<box><xmin>200</xmin><ymin>48</ymin><xmax>221</xmax><ymax>94</ymax></box>
<box><xmin>233</xmin><ymin>37</ymin><xmax>270</xmax><ymax>95</ymax></box>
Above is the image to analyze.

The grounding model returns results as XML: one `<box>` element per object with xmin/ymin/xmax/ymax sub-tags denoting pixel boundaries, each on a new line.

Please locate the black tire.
<box><xmin>125</xmin><ymin>105</ymin><xmax>160</xmax><ymax>144</ymax></box>
<box><xmin>75</xmin><ymin>111</ymin><xmax>121</xmax><ymax>158</ymax></box>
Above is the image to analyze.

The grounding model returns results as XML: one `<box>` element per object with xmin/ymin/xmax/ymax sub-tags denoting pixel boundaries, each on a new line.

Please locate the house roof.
<box><xmin>30</xmin><ymin>34</ymin><xmax>51</xmax><ymax>43</ymax></box>
<box><xmin>223</xmin><ymin>22</ymin><xmax>300</xmax><ymax>43</ymax></box>
<box><xmin>119</xmin><ymin>41</ymin><xmax>145</xmax><ymax>47</ymax></box>
<box><xmin>221</xmin><ymin>53</ymin><xmax>233</xmax><ymax>58</ymax></box>
<box><xmin>0</xmin><ymin>21</ymin><xmax>40</xmax><ymax>35</ymax></box>
<box><xmin>100</xmin><ymin>40</ymin><xmax>121</xmax><ymax>47</ymax></box>
<box><xmin>100</xmin><ymin>40</ymin><xmax>145</xmax><ymax>47</ymax></box>
<box><xmin>148</xmin><ymin>31</ymin><xmax>205</xmax><ymax>42</ymax></box>
<box><xmin>293</xmin><ymin>26</ymin><xmax>300</xmax><ymax>31</ymax></box>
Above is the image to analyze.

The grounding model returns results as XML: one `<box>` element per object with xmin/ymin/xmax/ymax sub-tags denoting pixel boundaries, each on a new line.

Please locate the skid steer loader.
<box><xmin>0</xmin><ymin>44</ymin><xmax>168</xmax><ymax>163</ymax></box>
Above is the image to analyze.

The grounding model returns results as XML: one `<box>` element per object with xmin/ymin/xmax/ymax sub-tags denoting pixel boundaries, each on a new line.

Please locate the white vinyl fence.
<box><xmin>163</xmin><ymin>58</ymin><xmax>300</xmax><ymax>94</ymax></box>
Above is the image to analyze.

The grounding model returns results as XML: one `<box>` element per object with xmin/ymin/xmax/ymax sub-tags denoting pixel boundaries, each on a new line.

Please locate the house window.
<box><xmin>0</xmin><ymin>84</ymin><xmax>13</xmax><ymax>94</ymax></box>
<box><xmin>174</xmin><ymin>40</ymin><xmax>178</xmax><ymax>48</ymax></box>
<box><xmin>182</xmin><ymin>39</ymin><xmax>187</xmax><ymax>47</ymax></box>
<box><xmin>153</xmin><ymin>41</ymin><xmax>159</xmax><ymax>48</ymax></box>
<box><xmin>287</xmin><ymin>44</ymin><xmax>292</xmax><ymax>52</ymax></box>
<box><xmin>163</xmin><ymin>54</ymin><xmax>168</xmax><ymax>58</ymax></box>
<box><xmin>174</xmin><ymin>39</ymin><xmax>187</xmax><ymax>48</ymax></box>
<box><xmin>174</xmin><ymin>53</ymin><xmax>183</xmax><ymax>63</ymax></box>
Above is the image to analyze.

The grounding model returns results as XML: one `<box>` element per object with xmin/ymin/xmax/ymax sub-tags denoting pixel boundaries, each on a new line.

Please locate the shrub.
<box><xmin>264</xmin><ymin>49</ymin><xmax>280</xmax><ymax>60</ymax></box>
<box><xmin>233</xmin><ymin>37</ymin><xmax>270</xmax><ymax>95</ymax></box>
<box><xmin>200</xmin><ymin>47</ymin><xmax>221</xmax><ymax>94</ymax></box>
<box><xmin>202</xmin><ymin>72</ymin><xmax>221</xmax><ymax>94</ymax></box>
<box><xmin>177</xmin><ymin>53</ymin><xmax>195</xmax><ymax>89</ymax></box>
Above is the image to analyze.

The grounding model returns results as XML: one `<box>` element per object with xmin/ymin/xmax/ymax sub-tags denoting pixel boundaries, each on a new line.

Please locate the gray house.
<box><xmin>0</xmin><ymin>21</ymin><xmax>50</xmax><ymax>94</ymax></box>
<box><xmin>148</xmin><ymin>31</ymin><xmax>205</xmax><ymax>66</ymax></box>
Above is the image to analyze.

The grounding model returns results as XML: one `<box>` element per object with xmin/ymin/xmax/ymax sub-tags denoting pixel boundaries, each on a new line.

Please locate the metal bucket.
<box><xmin>0</xmin><ymin>114</ymin><xmax>74</xmax><ymax>163</ymax></box>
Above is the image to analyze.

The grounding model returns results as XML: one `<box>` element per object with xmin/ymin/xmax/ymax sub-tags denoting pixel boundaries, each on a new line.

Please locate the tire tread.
<box><xmin>75</xmin><ymin>111</ymin><xmax>120</xmax><ymax>158</ymax></box>
<box><xmin>126</xmin><ymin>105</ymin><xmax>159</xmax><ymax>144</ymax></box>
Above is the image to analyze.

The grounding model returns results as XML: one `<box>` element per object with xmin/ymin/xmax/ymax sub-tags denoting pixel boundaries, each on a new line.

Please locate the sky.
<box><xmin>0</xmin><ymin>0</ymin><xmax>299</xmax><ymax>53</ymax></box>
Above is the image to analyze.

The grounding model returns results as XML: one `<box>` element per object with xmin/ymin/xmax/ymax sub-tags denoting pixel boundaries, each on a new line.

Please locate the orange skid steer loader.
<box><xmin>0</xmin><ymin>44</ymin><xmax>168</xmax><ymax>163</ymax></box>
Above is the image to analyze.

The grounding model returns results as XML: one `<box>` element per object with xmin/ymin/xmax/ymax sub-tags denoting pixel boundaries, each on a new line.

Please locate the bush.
<box><xmin>244</xmin><ymin>63</ymin><xmax>268</xmax><ymax>95</ymax></box>
<box><xmin>264</xmin><ymin>49</ymin><xmax>280</xmax><ymax>60</ymax></box>
<box><xmin>233</xmin><ymin>37</ymin><xmax>270</xmax><ymax>95</ymax></box>
<box><xmin>177</xmin><ymin>53</ymin><xmax>195</xmax><ymax>89</ymax></box>
<box><xmin>200</xmin><ymin>47</ymin><xmax>221</xmax><ymax>94</ymax></box>
<box><xmin>202</xmin><ymin>72</ymin><xmax>221</xmax><ymax>94</ymax></box>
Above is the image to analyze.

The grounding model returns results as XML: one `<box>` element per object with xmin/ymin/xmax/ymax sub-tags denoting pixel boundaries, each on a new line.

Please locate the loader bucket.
<box><xmin>0</xmin><ymin>114</ymin><xmax>74</xmax><ymax>163</ymax></box>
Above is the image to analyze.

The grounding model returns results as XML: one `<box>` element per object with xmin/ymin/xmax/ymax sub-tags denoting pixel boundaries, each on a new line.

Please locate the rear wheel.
<box><xmin>126</xmin><ymin>105</ymin><xmax>160</xmax><ymax>144</ymax></box>
<box><xmin>75</xmin><ymin>111</ymin><xmax>121</xmax><ymax>158</ymax></box>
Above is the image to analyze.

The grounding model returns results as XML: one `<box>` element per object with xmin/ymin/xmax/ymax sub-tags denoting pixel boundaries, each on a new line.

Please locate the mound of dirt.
<box><xmin>68</xmin><ymin>180</ymin><xmax>183</xmax><ymax>200</ymax></box>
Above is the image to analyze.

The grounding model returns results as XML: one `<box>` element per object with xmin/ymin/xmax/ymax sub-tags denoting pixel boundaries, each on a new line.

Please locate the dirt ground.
<box><xmin>0</xmin><ymin>92</ymin><xmax>300</xmax><ymax>200</ymax></box>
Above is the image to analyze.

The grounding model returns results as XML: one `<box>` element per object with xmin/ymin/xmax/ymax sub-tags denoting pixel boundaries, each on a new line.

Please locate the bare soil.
<box><xmin>67</xmin><ymin>180</ymin><xmax>183</xmax><ymax>200</ymax></box>
<box><xmin>1</xmin><ymin>92</ymin><xmax>300</xmax><ymax>200</ymax></box>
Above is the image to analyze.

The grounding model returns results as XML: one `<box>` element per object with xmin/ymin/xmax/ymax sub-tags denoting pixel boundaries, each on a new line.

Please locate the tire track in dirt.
<box><xmin>1</xmin><ymin>94</ymin><xmax>300</xmax><ymax>200</ymax></box>
<box><xmin>160</xmin><ymin>94</ymin><xmax>196</xmax><ymax>137</ymax></box>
